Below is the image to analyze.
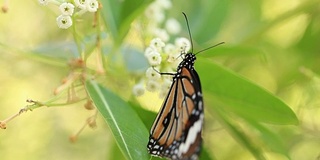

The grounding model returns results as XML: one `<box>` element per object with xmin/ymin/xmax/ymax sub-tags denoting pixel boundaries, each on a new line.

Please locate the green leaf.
<box><xmin>217</xmin><ymin>110</ymin><xmax>266</xmax><ymax>160</ymax></box>
<box><xmin>108</xmin><ymin>140</ymin><xmax>127</xmax><ymax>160</ymax></box>
<box><xmin>86</xmin><ymin>80</ymin><xmax>149</xmax><ymax>160</ymax></box>
<box><xmin>129</xmin><ymin>101</ymin><xmax>157</xmax><ymax>129</ymax></box>
<box><xmin>200</xmin><ymin>148</ymin><xmax>216</xmax><ymax>160</ymax></box>
<box><xmin>201</xmin><ymin>45</ymin><xmax>266</xmax><ymax>59</ymax></box>
<box><xmin>100</xmin><ymin>0</ymin><xmax>153</xmax><ymax>45</ymax></box>
<box><xmin>247</xmin><ymin>120</ymin><xmax>290</xmax><ymax>158</ymax></box>
<box><xmin>196</xmin><ymin>58</ymin><xmax>298</xmax><ymax>125</ymax></box>
<box><xmin>187</xmin><ymin>0</ymin><xmax>229</xmax><ymax>44</ymax></box>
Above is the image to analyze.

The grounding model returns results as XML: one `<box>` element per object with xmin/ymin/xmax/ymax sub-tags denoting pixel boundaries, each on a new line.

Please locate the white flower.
<box><xmin>175</xmin><ymin>37</ymin><xmax>191</xmax><ymax>53</ymax></box>
<box><xmin>159</xmin><ymin>78</ymin><xmax>172</xmax><ymax>98</ymax></box>
<box><xmin>155</xmin><ymin>0</ymin><xmax>172</xmax><ymax>9</ymax></box>
<box><xmin>74</xmin><ymin>0</ymin><xmax>87</xmax><ymax>10</ymax></box>
<box><xmin>146</xmin><ymin>67</ymin><xmax>161</xmax><ymax>80</ymax></box>
<box><xmin>38</xmin><ymin>0</ymin><xmax>50</xmax><ymax>5</ymax></box>
<box><xmin>144</xmin><ymin>47</ymin><xmax>156</xmax><ymax>57</ymax></box>
<box><xmin>167</xmin><ymin>53</ymin><xmax>180</xmax><ymax>63</ymax></box>
<box><xmin>159</xmin><ymin>88</ymin><xmax>168</xmax><ymax>98</ymax></box>
<box><xmin>132</xmin><ymin>83</ymin><xmax>145</xmax><ymax>96</ymax></box>
<box><xmin>145</xmin><ymin>3</ymin><xmax>165</xmax><ymax>23</ymax></box>
<box><xmin>146</xmin><ymin>80</ymin><xmax>160</xmax><ymax>92</ymax></box>
<box><xmin>59</xmin><ymin>2</ymin><xmax>75</xmax><ymax>16</ymax></box>
<box><xmin>165</xmin><ymin>18</ymin><xmax>181</xmax><ymax>35</ymax></box>
<box><xmin>150</xmin><ymin>38</ymin><xmax>165</xmax><ymax>51</ymax></box>
<box><xmin>146</xmin><ymin>50</ymin><xmax>162</xmax><ymax>66</ymax></box>
<box><xmin>154</xmin><ymin>28</ymin><xmax>169</xmax><ymax>42</ymax></box>
<box><xmin>56</xmin><ymin>15</ymin><xmax>73</xmax><ymax>29</ymax></box>
<box><xmin>86</xmin><ymin>0</ymin><xmax>99</xmax><ymax>12</ymax></box>
<box><xmin>164</xmin><ymin>43</ymin><xmax>176</xmax><ymax>54</ymax></box>
<box><xmin>154</xmin><ymin>12</ymin><xmax>165</xmax><ymax>23</ymax></box>
<box><xmin>163</xmin><ymin>43</ymin><xmax>182</xmax><ymax>64</ymax></box>
<box><xmin>162</xmin><ymin>78</ymin><xmax>172</xmax><ymax>90</ymax></box>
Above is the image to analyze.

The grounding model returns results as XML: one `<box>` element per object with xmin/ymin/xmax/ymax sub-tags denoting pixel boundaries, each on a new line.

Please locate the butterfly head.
<box><xmin>179</xmin><ymin>52</ymin><xmax>196</xmax><ymax>70</ymax></box>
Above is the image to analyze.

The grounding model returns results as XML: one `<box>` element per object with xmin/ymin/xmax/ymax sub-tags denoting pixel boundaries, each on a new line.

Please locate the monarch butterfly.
<box><xmin>147</xmin><ymin>12</ymin><xmax>224</xmax><ymax>160</ymax></box>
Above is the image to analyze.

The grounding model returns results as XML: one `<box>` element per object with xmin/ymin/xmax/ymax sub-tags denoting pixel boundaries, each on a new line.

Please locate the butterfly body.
<box><xmin>147</xmin><ymin>52</ymin><xmax>204</xmax><ymax>160</ymax></box>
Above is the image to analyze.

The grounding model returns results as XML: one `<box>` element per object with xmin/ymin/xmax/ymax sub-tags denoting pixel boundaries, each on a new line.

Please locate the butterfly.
<box><xmin>147</xmin><ymin>12</ymin><xmax>223</xmax><ymax>160</ymax></box>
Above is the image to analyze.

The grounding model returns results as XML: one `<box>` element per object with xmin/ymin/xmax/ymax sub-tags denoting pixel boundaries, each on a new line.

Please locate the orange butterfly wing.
<box><xmin>147</xmin><ymin>53</ymin><xmax>204</xmax><ymax>160</ymax></box>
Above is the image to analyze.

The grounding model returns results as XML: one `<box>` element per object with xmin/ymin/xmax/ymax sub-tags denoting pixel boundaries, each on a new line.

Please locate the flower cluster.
<box><xmin>132</xmin><ymin>37</ymin><xmax>191</xmax><ymax>98</ymax></box>
<box><xmin>144</xmin><ymin>0</ymin><xmax>181</xmax><ymax>42</ymax></box>
<box><xmin>38</xmin><ymin>0</ymin><xmax>99</xmax><ymax>29</ymax></box>
<box><xmin>132</xmin><ymin>0</ymin><xmax>192</xmax><ymax>98</ymax></box>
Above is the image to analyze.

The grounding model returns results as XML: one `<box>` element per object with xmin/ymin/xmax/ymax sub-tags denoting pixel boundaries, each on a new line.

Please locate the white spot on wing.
<box><xmin>154</xmin><ymin>145</ymin><xmax>160</xmax><ymax>149</ymax></box>
<box><xmin>178</xmin><ymin>114</ymin><xmax>204</xmax><ymax>155</ymax></box>
<box><xmin>198</xmin><ymin>100</ymin><xmax>203</xmax><ymax>110</ymax></box>
<box><xmin>192</xmin><ymin>94</ymin><xmax>196</xmax><ymax>99</ymax></box>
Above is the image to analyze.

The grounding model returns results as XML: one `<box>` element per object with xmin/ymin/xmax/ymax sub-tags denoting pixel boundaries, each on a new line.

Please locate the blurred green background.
<box><xmin>0</xmin><ymin>0</ymin><xmax>320</xmax><ymax>160</ymax></box>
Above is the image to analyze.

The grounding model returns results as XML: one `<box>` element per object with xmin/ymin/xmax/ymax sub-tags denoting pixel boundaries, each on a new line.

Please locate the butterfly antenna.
<box><xmin>195</xmin><ymin>42</ymin><xmax>225</xmax><ymax>55</ymax></box>
<box><xmin>182</xmin><ymin>12</ymin><xmax>194</xmax><ymax>53</ymax></box>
